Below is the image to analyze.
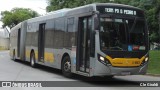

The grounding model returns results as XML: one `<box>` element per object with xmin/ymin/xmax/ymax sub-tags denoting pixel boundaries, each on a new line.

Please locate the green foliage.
<box><xmin>46</xmin><ymin>0</ymin><xmax>112</xmax><ymax>12</ymax></box>
<box><xmin>45</xmin><ymin>0</ymin><xmax>160</xmax><ymax>43</ymax></box>
<box><xmin>150</xmin><ymin>32</ymin><xmax>160</xmax><ymax>42</ymax></box>
<box><xmin>1</xmin><ymin>8</ymin><xmax>39</xmax><ymax>28</ymax></box>
<box><xmin>148</xmin><ymin>50</ymin><xmax>160</xmax><ymax>74</ymax></box>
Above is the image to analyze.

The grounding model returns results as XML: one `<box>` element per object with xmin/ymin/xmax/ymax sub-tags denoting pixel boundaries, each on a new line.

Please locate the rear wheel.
<box><xmin>62</xmin><ymin>56</ymin><xmax>72</xmax><ymax>77</ymax></box>
<box><xmin>30</xmin><ymin>52</ymin><xmax>36</xmax><ymax>67</ymax></box>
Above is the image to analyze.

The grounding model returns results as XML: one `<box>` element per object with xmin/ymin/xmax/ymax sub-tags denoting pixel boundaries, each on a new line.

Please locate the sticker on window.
<box><xmin>128</xmin><ymin>45</ymin><xmax>132</xmax><ymax>51</ymax></box>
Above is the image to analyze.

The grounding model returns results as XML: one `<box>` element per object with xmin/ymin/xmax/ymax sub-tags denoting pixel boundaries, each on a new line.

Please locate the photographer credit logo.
<box><xmin>1</xmin><ymin>82</ymin><xmax>42</xmax><ymax>87</ymax></box>
<box><xmin>2</xmin><ymin>82</ymin><xmax>11</xmax><ymax>87</ymax></box>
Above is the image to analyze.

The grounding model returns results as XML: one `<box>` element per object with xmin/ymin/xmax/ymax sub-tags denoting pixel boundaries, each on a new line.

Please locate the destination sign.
<box><xmin>96</xmin><ymin>6</ymin><xmax>144</xmax><ymax>17</ymax></box>
<box><xmin>105</xmin><ymin>8</ymin><xmax>137</xmax><ymax>15</ymax></box>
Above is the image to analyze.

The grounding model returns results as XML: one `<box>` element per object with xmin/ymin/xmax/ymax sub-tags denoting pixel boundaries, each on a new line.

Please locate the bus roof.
<box><xmin>27</xmin><ymin>3</ymin><xmax>142</xmax><ymax>23</ymax></box>
<box><xmin>95</xmin><ymin>3</ymin><xmax>141</xmax><ymax>10</ymax></box>
<box><xmin>10</xmin><ymin>22</ymin><xmax>22</xmax><ymax>32</ymax></box>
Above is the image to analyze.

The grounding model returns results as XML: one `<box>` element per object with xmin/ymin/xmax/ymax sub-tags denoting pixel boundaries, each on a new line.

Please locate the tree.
<box><xmin>1</xmin><ymin>8</ymin><xmax>39</xmax><ymax>29</ymax></box>
<box><xmin>46</xmin><ymin>0</ymin><xmax>113</xmax><ymax>12</ymax></box>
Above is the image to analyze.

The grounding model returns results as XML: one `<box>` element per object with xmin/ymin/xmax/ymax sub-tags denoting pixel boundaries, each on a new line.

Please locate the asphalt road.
<box><xmin>0</xmin><ymin>50</ymin><xmax>160</xmax><ymax>90</ymax></box>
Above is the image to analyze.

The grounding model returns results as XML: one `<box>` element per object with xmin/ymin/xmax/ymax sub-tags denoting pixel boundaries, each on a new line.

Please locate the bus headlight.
<box><xmin>98</xmin><ymin>54</ymin><xmax>111</xmax><ymax>66</ymax></box>
<box><xmin>141</xmin><ymin>57</ymin><xmax>149</xmax><ymax>66</ymax></box>
<box><xmin>100</xmin><ymin>56</ymin><xmax>105</xmax><ymax>61</ymax></box>
<box><xmin>145</xmin><ymin>57</ymin><xmax>148</xmax><ymax>62</ymax></box>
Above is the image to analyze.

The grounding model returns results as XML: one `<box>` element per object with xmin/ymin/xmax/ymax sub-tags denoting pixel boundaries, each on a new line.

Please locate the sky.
<box><xmin>0</xmin><ymin>0</ymin><xmax>48</xmax><ymax>29</ymax></box>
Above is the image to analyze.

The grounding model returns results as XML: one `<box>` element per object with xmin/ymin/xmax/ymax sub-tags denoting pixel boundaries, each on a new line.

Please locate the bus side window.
<box><xmin>54</xmin><ymin>18</ymin><xmax>65</xmax><ymax>48</ymax></box>
<box><xmin>66</xmin><ymin>17</ymin><xmax>75</xmax><ymax>47</ymax></box>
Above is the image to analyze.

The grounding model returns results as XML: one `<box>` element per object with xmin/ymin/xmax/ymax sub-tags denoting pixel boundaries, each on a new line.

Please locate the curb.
<box><xmin>146</xmin><ymin>73</ymin><xmax>160</xmax><ymax>77</ymax></box>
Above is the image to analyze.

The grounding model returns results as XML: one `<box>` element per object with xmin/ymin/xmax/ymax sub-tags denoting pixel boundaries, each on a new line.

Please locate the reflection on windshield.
<box><xmin>129</xmin><ymin>20</ymin><xmax>145</xmax><ymax>45</ymax></box>
<box><xmin>100</xmin><ymin>17</ymin><xmax>146</xmax><ymax>51</ymax></box>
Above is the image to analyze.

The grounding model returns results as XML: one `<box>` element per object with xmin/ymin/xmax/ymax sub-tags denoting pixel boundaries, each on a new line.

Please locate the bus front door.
<box><xmin>77</xmin><ymin>17</ymin><xmax>91</xmax><ymax>73</ymax></box>
<box><xmin>38</xmin><ymin>23</ymin><xmax>45</xmax><ymax>62</ymax></box>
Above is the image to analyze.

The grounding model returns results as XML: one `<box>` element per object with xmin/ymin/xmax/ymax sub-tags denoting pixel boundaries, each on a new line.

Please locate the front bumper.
<box><xmin>108</xmin><ymin>62</ymin><xmax>148</xmax><ymax>76</ymax></box>
<box><xmin>93</xmin><ymin>59</ymin><xmax>148</xmax><ymax>76</ymax></box>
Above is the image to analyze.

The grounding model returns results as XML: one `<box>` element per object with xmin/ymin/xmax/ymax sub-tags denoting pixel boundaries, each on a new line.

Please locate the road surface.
<box><xmin>0</xmin><ymin>50</ymin><xmax>159</xmax><ymax>90</ymax></box>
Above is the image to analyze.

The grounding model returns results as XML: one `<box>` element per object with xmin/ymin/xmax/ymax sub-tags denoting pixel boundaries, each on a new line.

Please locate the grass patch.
<box><xmin>147</xmin><ymin>50</ymin><xmax>160</xmax><ymax>74</ymax></box>
<box><xmin>0</xmin><ymin>46</ymin><xmax>9</xmax><ymax>50</ymax></box>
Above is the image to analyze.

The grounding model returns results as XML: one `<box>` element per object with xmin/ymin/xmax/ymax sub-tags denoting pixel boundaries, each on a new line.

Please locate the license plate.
<box><xmin>121</xmin><ymin>72</ymin><xmax>131</xmax><ymax>75</ymax></box>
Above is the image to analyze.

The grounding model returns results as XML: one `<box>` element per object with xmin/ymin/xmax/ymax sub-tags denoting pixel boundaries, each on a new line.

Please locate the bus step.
<box><xmin>77</xmin><ymin>71</ymin><xmax>89</xmax><ymax>76</ymax></box>
<box><xmin>86</xmin><ymin>68</ymin><xmax>89</xmax><ymax>73</ymax></box>
<box><xmin>80</xmin><ymin>67</ymin><xmax>85</xmax><ymax>71</ymax></box>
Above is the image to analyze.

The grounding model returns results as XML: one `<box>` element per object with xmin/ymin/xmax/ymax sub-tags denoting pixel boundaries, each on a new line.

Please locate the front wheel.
<box><xmin>30</xmin><ymin>52</ymin><xmax>36</xmax><ymax>68</ymax></box>
<box><xmin>62</xmin><ymin>56</ymin><xmax>72</xmax><ymax>77</ymax></box>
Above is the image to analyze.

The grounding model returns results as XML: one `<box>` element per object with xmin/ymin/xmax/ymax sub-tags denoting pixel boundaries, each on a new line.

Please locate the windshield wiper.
<box><xmin>110</xmin><ymin>46</ymin><xmax>123</xmax><ymax>50</ymax></box>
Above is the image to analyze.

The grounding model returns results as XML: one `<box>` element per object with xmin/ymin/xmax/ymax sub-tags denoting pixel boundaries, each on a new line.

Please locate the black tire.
<box><xmin>104</xmin><ymin>75</ymin><xmax>114</xmax><ymax>79</ymax></box>
<box><xmin>62</xmin><ymin>56</ymin><xmax>72</xmax><ymax>77</ymax></box>
<box><xmin>30</xmin><ymin>52</ymin><xmax>36</xmax><ymax>68</ymax></box>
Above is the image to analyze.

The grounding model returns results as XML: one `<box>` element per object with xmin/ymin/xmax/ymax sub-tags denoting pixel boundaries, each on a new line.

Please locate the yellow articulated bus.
<box><xmin>10</xmin><ymin>3</ymin><xmax>149</xmax><ymax>77</ymax></box>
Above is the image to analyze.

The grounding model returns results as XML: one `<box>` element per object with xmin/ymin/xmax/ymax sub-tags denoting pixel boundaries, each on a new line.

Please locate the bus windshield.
<box><xmin>99</xmin><ymin>17</ymin><xmax>146</xmax><ymax>51</ymax></box>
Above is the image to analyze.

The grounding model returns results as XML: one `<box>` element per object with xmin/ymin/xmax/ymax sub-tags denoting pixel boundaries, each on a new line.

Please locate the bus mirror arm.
<box><xmin>92</xmin><ymin>11</ymin><xmax>99</xmax><ymax>15</ymax></box>
<box><xmin>94</xmin><ymin>17</ymin><xmax>99</xmax><ymax>30</ymax></box>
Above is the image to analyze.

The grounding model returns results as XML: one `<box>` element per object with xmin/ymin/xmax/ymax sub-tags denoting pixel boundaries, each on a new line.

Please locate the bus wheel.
<box><xmin>30</xmin><ymin>52</ymin><xmax>36</xmax><ymax>68</ymax></box>
<box><xmin>62</xmin><ymin>56</ymin><xmax>72</xmax><ymax>77</ymax></box>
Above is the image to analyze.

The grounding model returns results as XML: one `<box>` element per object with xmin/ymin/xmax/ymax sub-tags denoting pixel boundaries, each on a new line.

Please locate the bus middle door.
<box><xmin>38</xmin><ymin>23</ymin><xmax>45</xmax><ymax>62</ymax></box>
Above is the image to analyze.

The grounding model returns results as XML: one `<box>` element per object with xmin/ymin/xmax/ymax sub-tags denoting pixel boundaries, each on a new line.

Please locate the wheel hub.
<box><xmin>64</xmin><ymin>61</ymin><xmax>71</xmax><ymax>72</ymax></box>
